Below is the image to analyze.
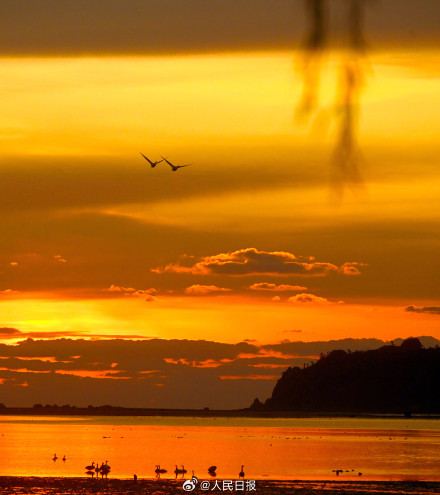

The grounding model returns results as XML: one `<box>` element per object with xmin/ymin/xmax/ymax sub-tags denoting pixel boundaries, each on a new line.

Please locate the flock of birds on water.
<box><xmin>52</xmin><ymin>455</ymin><xmax>364</xmax><ymax>479</ymax></box>
<box><xmin>52</xmin><ymin>455</ymin><xmax>364</xmax><ymax>480</ymax></box>
<box><xmin>52</xmin><ymin>455</ymin><xmax>245</xmax><ymax>479</ymax></box>
<box><xmin>84</xmin><ymin>461</ymin><xmax>111</xmax><ymax>477</ymax></box>
<box><xmin>140</xmin><ymin>153</ymin><xmax>192</xmax><ymax>171</ymax></box>
<box><xmin>52</xmin><ymin>454</ymin><xmax>244</xmax><ymax>478</ymax></box>
<box><xmin>154</xmin><ymin>465</ymin><xmax>245</xmax><ymax>479</ymax></box>
<box><xmin>53</xmin><ymin>455</ymin><xmax>111</xmax><ymax>477</ymax></box>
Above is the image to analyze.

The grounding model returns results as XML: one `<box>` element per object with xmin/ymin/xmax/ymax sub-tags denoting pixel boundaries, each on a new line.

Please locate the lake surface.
<box><xmin>0</xmin><ymin>416</ymin><xmax>439</xmax><ymax>481</ymax></box>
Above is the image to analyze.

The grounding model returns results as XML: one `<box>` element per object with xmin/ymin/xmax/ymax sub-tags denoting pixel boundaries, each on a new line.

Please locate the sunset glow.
<box><xmin>1</xmin><ymin>0</ymin><xmax>439</xmax><ymax>410</ymax></box>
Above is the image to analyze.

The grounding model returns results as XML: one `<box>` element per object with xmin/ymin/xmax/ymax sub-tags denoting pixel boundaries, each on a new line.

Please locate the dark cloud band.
<box><xmin>0</xmin><ymin>0</ymin><xmax>438</xmax><ymax>56</ymax></box>
<box><xmin>0</xmin><ymin>335</ymin><xmax>437</xmax><ymax>409</ymax></box>
<box><xmin>405</xmin><ymin>305</ymin><xmax>440</xmax><ymax>315</ymax></box>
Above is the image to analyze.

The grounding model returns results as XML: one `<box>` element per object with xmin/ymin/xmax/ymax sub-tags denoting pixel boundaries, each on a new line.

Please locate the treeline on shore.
<box><xmin>251</xmin><ymin>338</ymin><xmax>440</xmax><ymax>415</ymax></box>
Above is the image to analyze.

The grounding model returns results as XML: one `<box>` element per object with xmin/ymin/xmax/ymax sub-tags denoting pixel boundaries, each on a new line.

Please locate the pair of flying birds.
<box><xmin>140</xmin><ymin>153</ymin><xmax>191</xmax><ymax>172</ymax></box>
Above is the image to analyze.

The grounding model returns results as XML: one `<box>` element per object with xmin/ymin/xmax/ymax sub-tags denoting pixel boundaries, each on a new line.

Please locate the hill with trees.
<box><xmin>256</xmin><ymin>338</ymin><xmax>440</xmax><ymax>414</ymax></box>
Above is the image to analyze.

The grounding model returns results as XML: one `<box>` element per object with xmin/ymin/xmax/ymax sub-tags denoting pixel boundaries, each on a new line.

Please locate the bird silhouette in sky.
<box><xmin>161</xmin><ymin>156</ymin><xmax>192</xmax><ymax>172</ymax></box>
<box><xmin>140</xmin><ymin>153</ymin><xmax>163</xmax><ymax>167</ymax></box>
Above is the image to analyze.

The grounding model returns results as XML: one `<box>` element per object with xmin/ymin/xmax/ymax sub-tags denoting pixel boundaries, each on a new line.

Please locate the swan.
<box><xmin>140</xmin><ymin>153</ymin><xmax>163</xmax><ymax>168</ymax></box>
<box><xmin>239</xmin><ymin>465</ymin><xmax>245</xmax><ymax>478</ymax></box>
<box><xmin>174</xmin><ymin>465</ymin><xmax>187</xmax><ymax>475</ymax></box>
<box><xmin>161</xmin><ymin>156</ymin><xmax>192</xmax><ymax>171</ymax></box>
<box><xmin>85</xmin><ymin>462</ymin><xmax>95</xmax><ymax>470</ymax></box>
<box><xmin>100</xmin><ymin>461</ymin><xmax>111</xmax><ymax>471</ymax></box>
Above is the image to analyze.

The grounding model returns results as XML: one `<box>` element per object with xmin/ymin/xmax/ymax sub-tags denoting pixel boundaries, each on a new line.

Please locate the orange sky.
<box><xmin>0</xmin><ymin>1</ymin><xmax>439</xmax><ymax>406</ymax></box>
<box><xmin>1</xmin><ymin>51</ymin><xmax>439</xmax><ymax>344</ymax></box>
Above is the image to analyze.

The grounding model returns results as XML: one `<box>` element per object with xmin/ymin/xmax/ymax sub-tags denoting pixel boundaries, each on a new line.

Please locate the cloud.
<box><xmin>53</xmin><ymin>255</ymin><xmax>67</xmax><ymax>263</ymax></box>
<box><xmin>219</xmin><ymin>375</ymin><xmax>279</xmax><ymax>381</ymax></box>
<box><xmin>0</xmin><ymin>337</ymin><xmax>270</xmax><ymax>408</ymax></box>
<box><xmin>288</xmin><ymin>293</ymin><xmax>331</xmax><ymax>304</ymax></box>
<box><xmin>106</xmin><ymin>284</ymin><xmax>130</xmax><ymax>292</ymax></box>
<box><xmin>153</xmin><ymin>248</ymin><xmax>360</xmax><ymax>277</ymax></box>
<box><xmin>338</xmin><ymin>262</ymin><xmax>366</xmax><ymax>276</ymax></box>
<box><xmin>404</xmin><ymin>305</ymin><xmax>440</xmax><ymax>315</ymax></box>
<box><xmin>0</xmin><ymin>335</ymin><xmax>438</xmax><ymax>409</ymax></box>
<box><xmin>0</xmin><ymin>327</ymin><xmax>150</xmax><ymax>341</ymax></box>
<box><xmin>0</xmin><ymin>0</ymin><xmax>438</xmax><ymax>57</ymax></box>
<box><xmin>0</xmin><ymin>328</ymin><xmax>21</xmax><ymax>337</ymax></box>
<box><xmin>184</xmin><ymin>284</ymin><xmax>232</xmax><ymax>295</ymax></box>
<box><xmin>104</xmin><ymin>285</ymin><xmax>157</xmax><ymax>301</ymax></box>
<box><xmin>249</xmin><ymin>282</ymin><xmax>308</xmax><ymax>291</ymax></box>
<box><xmin>272</xmin><ymin>296</ymin><xmax>281</xmax><ymax>302</ymax></box>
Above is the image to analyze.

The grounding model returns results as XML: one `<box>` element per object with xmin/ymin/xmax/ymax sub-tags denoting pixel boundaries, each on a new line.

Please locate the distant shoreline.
<box><xmin>0</xmin><ymin>477</ymin><xmax>439</xmax><ymax>495</ymax></box>
<box><xmin>1</xmin><ymin>406</ymin><xmax>440</xmax><ymax>419</ymax></box>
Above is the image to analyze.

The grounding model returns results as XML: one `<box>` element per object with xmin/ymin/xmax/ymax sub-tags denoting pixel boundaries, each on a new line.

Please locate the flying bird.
<box><xmin>140</xmin><ymin>153</ymin><xmax>163</xmax><ymax>168</ymax></box>
<box><xmin>161</xmin><ymin>156</ymin><xmax>192</xmax><ymax>172</ymax></box>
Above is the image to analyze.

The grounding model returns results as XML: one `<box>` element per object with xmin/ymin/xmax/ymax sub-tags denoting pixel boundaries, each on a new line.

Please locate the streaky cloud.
<box><xmin>0</xmin><ymin>0</ymin><xmax>438</xmax><ymax>56</ymax></box>
<box><xmin>405</xmin><ymin>305</ymin><xmax>440</xmax><ymax>316</ymax></box>
<box><xmin>0</xmin><ymin>335</ymin><xmax>438</xmax><ymax>408</ymax></box>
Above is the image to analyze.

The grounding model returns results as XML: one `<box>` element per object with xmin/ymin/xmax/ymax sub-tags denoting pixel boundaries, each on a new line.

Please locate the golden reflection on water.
<box><xmin>0</xmin><ymin>416</ymin><xmax>440</xmax><ymax>480</ymax></box>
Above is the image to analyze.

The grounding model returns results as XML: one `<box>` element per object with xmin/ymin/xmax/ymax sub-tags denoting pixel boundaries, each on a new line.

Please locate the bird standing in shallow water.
<box><xmin>174</xmin><ymin>465</ymin><xmax>187</xmax><ymax>476</ymax></box>
<box><xmin>239</xmin><ymin>465</ymin><xmax>245</xmax><ymax>478</ymax></box>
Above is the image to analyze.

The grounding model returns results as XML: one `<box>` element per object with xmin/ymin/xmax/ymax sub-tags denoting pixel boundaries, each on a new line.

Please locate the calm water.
<box><xmin>0</xmin><ymin>416</ymin><xmax>439</xmax><ymax>481</ymax></box>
